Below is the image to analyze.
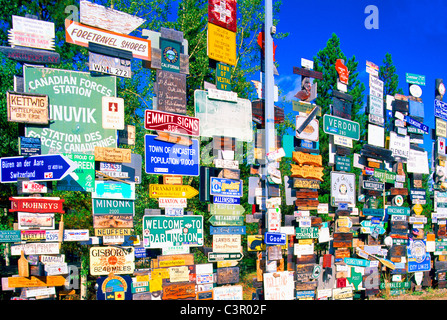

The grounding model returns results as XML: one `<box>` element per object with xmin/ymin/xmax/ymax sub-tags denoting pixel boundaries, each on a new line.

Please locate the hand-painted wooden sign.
<box><xmin>251</xmin><ymin>99</ymin><xmax>285</xmax><ymax>125</ymax></box>
<box><xmin>290</xmin><ymin>165</ymin><xmax>324</xmax><ymax>181</ymax></box>
<box><xmin>208</xmin><ymin>0</ymin><xmax>237</xmax><ymax>32</ymax></box>
<box><xmin>65</xmin><ymin>20</ymin><xmax>151</xmax><ymax>61</ymax></box>
<box><xmin>0</xmin><ymin>45</ymin><xmax>60</xmax><ymax>64</ymax></box>
<box><xmin>6</xmin><ymin>91</ymin><xmax>49</xmax><ymax>124</ymax></box>
<box><xmin>80</xmin><ymin>0</ymin><xmax>145</xmax><ymax>35</ymax></box>
<box><xmin>145</xmin><ymin>109</ymin><xmax>199</xmax><ymax>136</ymax></box>
<box><xmin>8</xmin><ymin>275</ymin><xmax>66</xmax><ymax>288</ymax></box>
<box><xmin>156</xmin><ymin>70</ymin><xmax>187</xmax><ymax>114</ymax></box>
<box><xmin>149</xmin><ymin>184</ymin><xmax>198</xmax><ymax>199</ymax></box>
<box><xmin>89</xmin><ymin>246</ymin><xmax>135</xmax><ymax>276</ymax></box>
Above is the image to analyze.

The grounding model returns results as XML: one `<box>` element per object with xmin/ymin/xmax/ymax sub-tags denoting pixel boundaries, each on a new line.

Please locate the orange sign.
<box><xmin>335</xmin><ymin>59</ymin><xmax>349</xmax><ymax>84</ymax></box>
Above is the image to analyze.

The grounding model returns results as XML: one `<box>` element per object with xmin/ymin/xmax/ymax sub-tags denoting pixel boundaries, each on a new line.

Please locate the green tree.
<box><xmin>379</xmin><ymin>52</ymin><xmax>403</xmax><ymax>97</ymax></box>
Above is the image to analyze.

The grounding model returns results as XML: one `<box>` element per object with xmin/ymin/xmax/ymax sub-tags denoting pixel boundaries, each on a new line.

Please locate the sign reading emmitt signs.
<box><xmin>24</xmin><ymin>66</ymin><xmax>117</xmax><ymax>154</ymax></box>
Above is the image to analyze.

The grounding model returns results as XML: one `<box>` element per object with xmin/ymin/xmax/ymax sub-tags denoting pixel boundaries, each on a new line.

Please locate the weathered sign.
<box><xmin>145</xmin><ymin>109</ymin><xmax>199</xmax><ymax>136</ymax></box>
<box><xmin>89</xmin><ymin>246</ymin><xmax>135</xmax><ymax>276</ymax></box>
<box><xmin>149</xmin><ymin>184</ymin><xmax>198</xmax><ymax>199</ymax></box>
<box><xmin>89</xmin><ymin>51</ymin><xmax>131</xmax><ymax>78</ymax></box>
<box><xmin>6</xmin><ymin>91</ymin><xmax>48</xmax><ymax>124</ymax></box>
<box><xmin>207</xmin><ymin>22</ymin><xmax>236</xmax><ymax>66</ymax></box>
<box><xmin>95</xmin><ymin>147</ymin><xmax>132</xmax><ymax>163</ymax></box>
<box><xmin>156</xmin><ymin>70</ymin><xmax>187</xmax><ymax>114</ymax></box>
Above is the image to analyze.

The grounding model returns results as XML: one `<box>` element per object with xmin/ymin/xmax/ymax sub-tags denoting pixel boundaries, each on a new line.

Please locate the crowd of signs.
<box><xmin>2</xmin><ymin>0</ymin><xmax>447</xmax><ymax>301</ymax></box>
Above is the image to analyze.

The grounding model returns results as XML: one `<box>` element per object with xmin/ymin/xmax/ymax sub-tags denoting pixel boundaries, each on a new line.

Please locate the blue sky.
<box><xmin>272</xmin><ymin>0</ymin><xmax>447</xmax><ymax>152</ymax></box>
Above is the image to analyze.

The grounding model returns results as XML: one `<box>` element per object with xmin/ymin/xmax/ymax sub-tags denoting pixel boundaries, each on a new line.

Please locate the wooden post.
<box><xmin>18</xmin><ymin>250</ymin><xmax>29</xmax><ymax>277</ymax></box>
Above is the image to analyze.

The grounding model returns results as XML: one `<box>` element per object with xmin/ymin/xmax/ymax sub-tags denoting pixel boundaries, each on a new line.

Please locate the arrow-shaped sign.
<box><xmin>208</xmin><ymin>215</ymin><xmax>244</xmax><ymax>226</ymax></box>
<box><xmin>0</xmin><ymin>155</ymin><xmax>77</xmax><ymax>183</ymax></box>
<box><xmin>360</xmin><ymin>220</ymin><xmax>386</xmax><ymax>235</ymax></box>
<box><xmin>149</xmin><ymin>184</ymin><xmax>199</xmax><ymax>199</ymax></box>
<box><xmin>209</xmin><ymin>203</ymin><xmax>245</xmax><ymax>216</ymax></box>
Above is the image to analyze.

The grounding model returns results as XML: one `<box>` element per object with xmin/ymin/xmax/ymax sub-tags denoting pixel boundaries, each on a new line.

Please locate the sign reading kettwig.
<box><xmin>142</xmin><ymin>215</ymin><xmax>203</xmax><ymax>249</ymax></box>
<box><xmin>24</xmin><ymin>66</ymin><xmax>117</xmax><ymax>154</ymax></box>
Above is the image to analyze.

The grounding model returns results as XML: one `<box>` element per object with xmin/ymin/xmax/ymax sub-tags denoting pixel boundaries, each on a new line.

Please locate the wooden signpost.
<box><xmin>6</xmin><ymin>91</ymin><xmax>49</xmax><ymax>124</ymax></box>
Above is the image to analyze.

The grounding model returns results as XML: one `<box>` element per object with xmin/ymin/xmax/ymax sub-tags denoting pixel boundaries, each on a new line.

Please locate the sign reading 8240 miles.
<box><xmin>142</xmin><ymin>215</ymin><xmax>203</xmax><ymax>249</ymax></box>
<box><xmin>144</xmin><ymin>134</ymin><xmax>199</xmax><ymax>176</ymax></box>
<box><xmin>24</xmin><ymin>66</ymin><xmax>117</xmax><ymax>154</ymax></box>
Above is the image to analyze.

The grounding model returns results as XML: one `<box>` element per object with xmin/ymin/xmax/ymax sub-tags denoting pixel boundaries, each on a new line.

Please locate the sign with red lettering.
<box><xmin>9</xmin><ymin>197</ymin><xmax>65</xmax><ymax>213</ymax></box>
<box><xmin>145</xmin><ymin>110</ymin><xmax>200</xmax><ymax>136</ymax></box>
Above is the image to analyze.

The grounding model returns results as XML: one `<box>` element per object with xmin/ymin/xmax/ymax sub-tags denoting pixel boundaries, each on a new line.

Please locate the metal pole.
<box><xmin>263</xmin><ymin>0</ymin><xmax>275</xmax><ymax>279</ymax></box>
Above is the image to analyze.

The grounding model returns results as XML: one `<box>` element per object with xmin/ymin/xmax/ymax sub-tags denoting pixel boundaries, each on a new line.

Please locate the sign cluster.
<box><xmin>0</xmin><ymin>0</ymin><xmax>446</xmax><ymax>302</ymax></box>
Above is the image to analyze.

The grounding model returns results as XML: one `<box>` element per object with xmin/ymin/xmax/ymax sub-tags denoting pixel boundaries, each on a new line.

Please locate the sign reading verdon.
<box><xmin>24</xmin><ymin>66</ymin><xmax>117</xmax><ymax>154</ymax></box>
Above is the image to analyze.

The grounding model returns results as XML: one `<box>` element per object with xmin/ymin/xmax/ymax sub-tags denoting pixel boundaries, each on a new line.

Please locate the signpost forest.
<box><xmin>0</xmin><ymin>0</ymin><xmax>445</xmax><ymax>305</ymax></box>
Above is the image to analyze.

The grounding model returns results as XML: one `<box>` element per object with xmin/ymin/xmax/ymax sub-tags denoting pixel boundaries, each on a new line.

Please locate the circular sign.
<box><xmin>410</xmin><ymin>239</ymin><xmax>426</xmax><ymax>263</ymax></box>
<box><xmin>392</xmin><ymin>195</ymin><xmax>404</xmax><ymax>206</ymax></box>
<box><xmin>409</xmin><ymin>84</ymin><xmax>422</xmax><ymax>98</ymax></box>
<box><xmin>439</xmin><ymin>82</ymin><xmax>446</xmax><ymax>96</ymax></box>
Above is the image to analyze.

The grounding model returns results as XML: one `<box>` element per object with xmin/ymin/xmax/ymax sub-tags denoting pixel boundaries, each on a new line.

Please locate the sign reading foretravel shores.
<box><xmin>23</xmin><ymin>66</ymin><xmax>117</xmax><ymax>154</ymax></box>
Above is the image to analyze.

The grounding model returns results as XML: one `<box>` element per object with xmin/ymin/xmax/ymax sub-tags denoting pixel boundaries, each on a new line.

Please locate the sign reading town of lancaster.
<box><xmin>23</xmin><ymin>66</ymin><xmax>117</xmax><ymax>155</ymax></box>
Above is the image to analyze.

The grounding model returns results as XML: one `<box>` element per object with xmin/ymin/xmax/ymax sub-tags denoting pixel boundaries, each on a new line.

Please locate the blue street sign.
<box><xmin>210</xmin><ymin>226</ymin><xmax>246</xmax><ymax>235</ymax></box>
<box><xmin>405</xmin><ymin>116</ymin><xmax>429</xmax><ymax>134</ymax></box>
<box><xmin>264</xmin><ymin>232</ymin><xmax>286</xmax><ymax>245</ymax></box>
<box><xmin>144</xmin><ymin>134</ymin><xmax>199</xmax><ymax>176</ymax></box>
<box><xmin>210</xmin><ymin>177</ymin><xmax>243</xmax><ymax>197</ymax></box>
<box><xmin>435</xmin><ymin>99</ymin><xmax>447</xmax><ymax>122</ymax></box>
<box><xmin>0</xmin><ymin>154</ymin><xmax>76</xmax><ymax>183</ymax></box>
<box><xmin>212</xmin><ymin>196</ymin><xmax>240</xmax><ymax>204</ymax></box>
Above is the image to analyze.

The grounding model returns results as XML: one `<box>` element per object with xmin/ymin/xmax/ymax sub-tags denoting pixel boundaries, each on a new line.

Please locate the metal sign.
<box><xmin>194</xmin><ymin>90</ymin><xmax>252</xmax><ymax>141</ymax></box>
<box><xmin>144</xmin><ymin>109</ymin><xmax>199</xmax><ymax>136</ymax></box>
<box><xmin>212</xmin><ymin>196</ymin><xmax>240</xmax><ymax>204</ymax></box>
<box><xmin>330</xmin><ymin>172</ymin><xmax>356</xmax><ymax>206</ymax></box>
<box><xmin>142</xmin><ymin>215</ymin><xmax>203</xmax><ymax>248</ymax></box>
<box><xmin>323</xmin><ymin>114</ymin><xmax>360</xmax><ymax>140</ymax></box>
<box><xmin>435</xmin><ymin>99</ymin><xmax>447</xmax><ymax>121</ymax></box>
<box><xmin>264</xmin><ymin>232</ymin><xmax>286</xmax><ymax>245</ymax></box>
<box><xmin>209</xmin><ymin>226</ymin><xmax>246</xmax><ymax>235</ymax></box>
<box><xmin>406</xmin><ymin>73</ymin><xmax>425</xmax><ymax>86</ymax></box>
<box><xmin>209</xmin><ymin>203</ymin><xmax>245</xmax><ymax>215</ymax></box>
<box><xmin>407</xmin><ymin>239</ymin><xmax>431</xmax><ymax>272</ymax></box>
<box><xmin>0</xmin><ymin>154</ymin><xmax>77</xmax><ymax>183</ymax></box>
<box><xmin>96</xmin><ymin>274</ymin><xmax>133</xmax><ymax>300</ymax></box>
<box><xmin>144</xmin><ymin>134</ymin><xmax>199</xmax><ymax>176</ymax></box>
<box><xmin>207</xmin><ymin>22</ymin><xmax>236</xmax><ymax>66</ymax></box>
<box><xmin>208</xmin><ymin>252</ymin><xmax>243</xmax><ymax>262</ymax></box>
<box><xmin>92</xmin><ymin>180</ymin><xmax>136</xmax><ymax>200</ymax></box>
<box><xmin>92</xmin><ymin>199</ymin><xmax>135</xmax><ymax>215</ymax></box>
<box><xmin>0</xmin><ymin>45</ymin><xmax>60</xmax><ymax>64</ymax></box>
<box><xmin>210</xmin><ymin>177</ymin><xmax>243</xmax><ymax>197</ymax></box>
<box><xmin>405</xmin><ymin>116</ymin><xmax>429</xmax><ymax>134</ymax></box>
<box><xmin>208</xmin><ymin>0</ymin><xmax>237</xmax><ymax>32</ymax></box>
<box><xmin>56</xmin><ymin>153</ymin><xmax>95</xmax><ymax>192</ymax></box>
<box><xmin>102</xmin><ymin>97</ymin><xmax>125</xmax><ymax>130</ymax></box>
<box><xmin>149</xmin><ymin>184</ymin><xmax>199</xmax><ymax>199</ymax></box>
<box><xmin>9</xmin><ymin>197</ymin><xmax>64</xmax><ymax>213</ymax></box>
<box><xmin>24</xmin><ymin>66</ymin><xmax>117</xmax><ymax>154</ymax></box>
<box><xmin>89</xmin><ymin>51</ymin><xmax>131</xmax><ymax>78</ymax></box>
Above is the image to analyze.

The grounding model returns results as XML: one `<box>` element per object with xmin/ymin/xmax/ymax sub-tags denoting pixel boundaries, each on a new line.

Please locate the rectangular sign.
<box><xmin>207</xmin><ymin>22</ymin><xmax>236</xmax><ymax>66</ymax></box>
<box><xmin>89</xmin><ymin>51</ymin><xmax>131</xmax><ymax>78</ymax></box>
<box><xmin>323</xmin><ymin>114</ymin><xmax>360</xmax><ymax>140</ymax></box>
<box><xmin>9</xmin><ymin>197</ymin><xmax>64</xmax><ymax>213</ymax></box>
<box><xmin>6</xmin><ymin>91</ymin><xmax>48</xmax><ymax>124</ymax></box>
<box><xmin>405</xmin><ymin>116</ymin><xmax>429</xmax><ymax>134</ymax></box>
<box><xmin>144</xmin><ymin>109</ymin><xmax>199</xmax><ymax>136</ymax></box>
<box><xmin>212</xmin><ymin>196</ymin><xmax>240</xmax><ymax>205</ymax></box>
<box><xmin>89</xmin><ymin>246</ymin><xmax>135</xmax><ymax>276</ymax></box>
<box><xmin>56</xmin><ymin>153</ymin><xmax>95</xmax><ymax>192</ymax></box>
<box><xmin>264</xmin><ymin>232</ymin><xmax>286</xmax><ymax>245</ymax></box>
<box><xmin>194</xmin><ymin>90</ymin><xmax>252</xmax><ymax>142</ymax></box>
<box><xmin>156</xmin><ymin>70</ymin><xmax>187</xmax><ymax>114</ymax></box>
<box><xmin>144</xmin><ymin>134</ymin><xmax>199</xmax><ymax>176</ymax></box>
<box><xmin>149</xmin><ymin>184</ymin><xmax>199</xmax><ymax>199</ymax></box>
<box><xmin>158</xmin><ymin>198</ymin><xmax>187</xmax><ymax>208</ymax></box>
<box><xmin>92</xmin><ymin>199</ymin><xmax>135</xmax><ymax>215</ymax></box>
<box><xmin>92</xmin><ymin>180</ymin><xmax>136</xmax><ymax>200</ymax></box>
<box><xmin>0</xmin><ymin>230</ymin><xmax>21</xmax><ymax>242</ymax></box>
<box><xmin>65</xmin><ymin>20</ymin><xmax>150</xmax><ymax>61</ymax></box>
<box><xmin>406</xmin><ymin>73</ymin><xmax>425</xmax><ymax>86</ymax></box>
<box><xmin>210</xmin><ymin>177</ymin><xmax>243</xmax><ymax>197</ymax></box>
<box><xmin>24</xmin><ymin>66</ymin><xmax>117</xmax><ymax>154</ymax></box>
<box><xmin>142</xmin><ymin>215</ymin><xmax>203</xmax><ymax>248</ymax></box>
<box><xmin>435</xmin><ymin>99</ymin><xmax>447</xmax><ymax>122</ymax></box>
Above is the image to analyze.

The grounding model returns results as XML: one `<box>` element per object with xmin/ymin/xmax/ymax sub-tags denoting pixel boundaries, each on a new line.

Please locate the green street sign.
<box><xmin>209</xmin><ymin>204</ymin><xmax>245</xmax><ymax>216</ymax></box>
<box><xmin>373</xmin><ymin>168</ymin><xmax>396</xmax><ymax>183</ymax></box>
<box><xmin>160</xmin><ymin>38</ymin><xmax>181</xmax><ymax>73</ymax></box>
<box><xmin>335</xmin><ymin>155</ymin><xmax>351</xmax><ymax>172</ymax></box>
<box><xmin>216</xmin><ymin>63</ymin><xmax>231</xmax><ymax>91</ymax></box>
<box><xmin>406</xmin><ymin>73</ymin><xmax>425</xmax><ymax>86</ymax></box>
<box><xmin>92</xmin><ymin>199</ymin><xmax>135</xmax><ymax>215</ymax></box>
<box><xmin>56</xmin><ymin>153</ymin><xmax>95</xmax><ymax>192</ymax></box>
<box><xmin>24</xmin><ymin>66</ymin><xmax>117</xmax><ymax>154</ymax></box>
<box><xmin>0</xmin><ymin>230</ymin><xmax>21</xmax><ymax>242</ymax></box>
<box><xmin>142</xmin><ymin>215</ymin><xmax>203</xmax><ymax>249</ymax></box>
<box><xmin>295</xmin><ymin>227</ymin><xmax>319</xmax><ymax>239</ymax></box>
<box><xmin>323</xmin><ymin>114</ymin><xmax>360</xmax><ymax>140</ymax></box>
<box><xmin>387</xmin><ymin>206</ymin><xmax>410</xmax><ymax>216</ymax></box>
<box><xmin>208</xmin><ymin>215</ymin><xmax>245</xmax><ymax>226</ymax></box>
<box><xmin>208</xmin><ymin>252</ymin><xmax>243</xmax><ymax>262</ymax></box>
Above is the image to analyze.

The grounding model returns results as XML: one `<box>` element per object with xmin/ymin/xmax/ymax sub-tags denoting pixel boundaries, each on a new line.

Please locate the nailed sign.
<box><xmin>208</xmin><ymin>0</ymin><xmax>237</xmax><ymax>32</ymax></box>
<box><xmin>10</xmin><ymin>197</ymin><xmax>64</xmax><ymax>213</ymax></box>
<box><xmin>323</xmin><ymin>114</ymin><xmax>360</xmax><ymax>140</ymax></box>
<box><xmin>145</xmin><ymin>109</ymin><xmax>199</xmax><ymax>136</ymax></box>
<box><xmin>90</xmin><ymin>246</ymin><xmax>135</xmax><ymax>276</ymax></box>
<box><xmin>207</xmin><ymin>22</ymin><xmax>236</xmax><ymax>66</ymax></box>
<box><xmin>156</xmin><ymin>70</ymin><xmax>187</xmax><ymax>114</ymax></box>
<box><xmin>6</xmin><ymin>92</ymin><xmax>48</xmax><ymax>124</ymax></box>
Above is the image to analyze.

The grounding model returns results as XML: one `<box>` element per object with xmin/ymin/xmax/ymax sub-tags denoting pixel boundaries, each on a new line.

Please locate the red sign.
<box><xmin>208</xmin><ymin>0</ymin><xmax>237</xmax><ymax>32</ymax></box>
<box><xmin>257</xmin><ymin>31</ymin><xmax>277</xmax><ymax>61</ymax></box>
<box><xmin>335</xmin><ymin>59</ymin><xmax>349</xmax><ymax>85</ymax></box>
<box><xmin>9</xmin><ymin>197</ymin><xmax>65</xmax><ymax>213</ymax></box>
<box><xmin>144</xmin><ymin>110</ymin><xmax>200</xmax><ymax>136</ymax></box>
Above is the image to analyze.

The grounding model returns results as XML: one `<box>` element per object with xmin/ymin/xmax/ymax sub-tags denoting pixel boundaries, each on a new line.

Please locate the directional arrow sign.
<box><xmin>209</xmin><ymin>204</ymin><xmax>245</xmax><ymax>216</ymax></box>
<box><xmin>360</xmin><ymin>220</ymin><xmax>386</xmax><ymax>234</ymax></box>
<box><xmin>208</xmin><ymin>215</ymin><xmax>244</xmax><ymax>226</ymax></box>
<box><xmin>149</xmin><ymin>184</ymin><xmax>198</xmax><ymax>199</ymax></box>
<box><xmin>0</xmin><ymin>155</ymin><xmax>77</xmax><ymax>183</ymax></box>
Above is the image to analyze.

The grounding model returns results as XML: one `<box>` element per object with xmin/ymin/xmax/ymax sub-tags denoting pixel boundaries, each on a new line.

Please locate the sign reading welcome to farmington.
<box><xmin>24</xmin><ymin>66</ymin><xmax>117</xmax><ymax>154</ymax></box>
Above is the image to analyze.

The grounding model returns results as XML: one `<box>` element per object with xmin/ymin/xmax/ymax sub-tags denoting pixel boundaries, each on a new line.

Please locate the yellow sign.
<box><xmin>149</xmin><ymin>184</ymin><xmax>199</xmax><ymax>199</ymax></box>
<box><xmin>207</xmin><ymin>23</ymin><xmax>236</xmax><ymax>66</ymax></box>
<box><xmin>413</xmin><ymin>204</ymin><xmax>423</xmax><ymax>215</ymax></box>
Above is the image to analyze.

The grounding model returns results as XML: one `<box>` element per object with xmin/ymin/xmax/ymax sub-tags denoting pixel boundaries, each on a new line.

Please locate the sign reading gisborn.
<box><xmin>24</xmin><ymin>66</ymin><xmax>117</xmax><ymax>154</ymax></box>
<box><xmin>90</xmin><ymin>246</ymin><xmax>135</xmax><ymax>276</ymax></box>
